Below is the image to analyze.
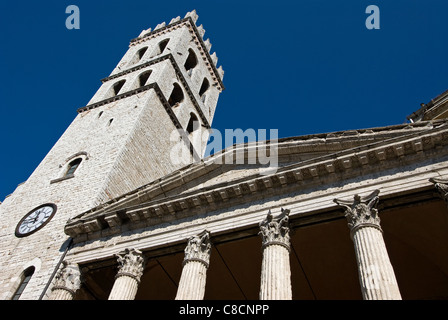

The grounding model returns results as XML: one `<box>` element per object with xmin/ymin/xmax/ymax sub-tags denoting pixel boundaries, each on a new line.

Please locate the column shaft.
<box><xmin>352</xmin><ymin>226</ymin><xmax>401</xmax><ymax>300</ymax></box>
<box><xmin>108</xmin><ymin>275</ymin><xmax>140</xmax><ymax>300</ymax></box>
<box><xmin>175</xmin><ymin>230</ymin><xmax>211</xmax><ymax>300</ymax></box>
<box><xmin>259</xmin><ymin>209</ymin><xmax>292</xmax><ymax>300</ymax></box>
<box><xmin>176</xmin><ymin>260</ymin><xmax>208</xmax><ymax>300</ymax></box>
<box><xmin>260</xmin><ymin>244</ymin><xmax>292</xmax><ymax>300</ymax></box>
<box><xmin>334</xmin><ymin>190</ymin><xmax>402</xmax><ymax>300</ymax></box>
<box><xmin>50</xmin><ymin>287</ymin><xmax>76</xmax><ymax>300</ymax></box>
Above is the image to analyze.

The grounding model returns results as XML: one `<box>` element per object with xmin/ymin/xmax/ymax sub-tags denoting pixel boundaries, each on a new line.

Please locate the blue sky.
<box><xmin>0</xmin><ymin>0</ymin><xmax>447</xmax><ymax>201</ymax></box>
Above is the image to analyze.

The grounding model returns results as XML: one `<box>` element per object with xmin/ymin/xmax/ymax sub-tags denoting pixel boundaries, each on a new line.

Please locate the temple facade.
<box><xmin>1</xmin><ymin>10</ymin><xmax>447</xmax><ymax>300</ymax></box>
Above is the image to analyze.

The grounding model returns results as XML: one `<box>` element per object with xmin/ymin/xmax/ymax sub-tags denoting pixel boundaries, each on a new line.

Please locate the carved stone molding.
<box><xmin>334</xmin><ymin>190</ymin><xmax>381</xmax><ymax>237</ymax></box>
<box><xmin>259</xmin><ymin>208</ymin><xmax>291</xmax><ymax>251</ymax></box>
<box><xmin>176</xmin><ymin>230</ymin><xmax>212</xmax><ymax>300</ymax></box>
<box><xmin>183</xmin><ymin>230</ymin><xmax>211</xmax><ymax>268</ymax></box>
<box><xmin>50</xmin><ymin>261</ymin><xmax>81</xmax><ymax>298</ymax></box>
<box><xmin>429</xmin><ymin>177</ymin><xmax>448</xmax><ymax>203</ymax></box>
<box><xmin>65</xmin><ymin>122</ymin><xmax>448</xmax><ymax>241</ymax></box>
<box><xmin>115</xmin><ymin>248</ymin><xmax>146</xmax><ymax>283</ymax></box>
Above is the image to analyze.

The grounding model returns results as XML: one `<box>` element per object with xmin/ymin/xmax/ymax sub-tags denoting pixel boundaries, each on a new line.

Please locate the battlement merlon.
<box><xmin>129</xmin><ymin>10</ymin><xmax>224</xmax><ymax>89</ymax></box>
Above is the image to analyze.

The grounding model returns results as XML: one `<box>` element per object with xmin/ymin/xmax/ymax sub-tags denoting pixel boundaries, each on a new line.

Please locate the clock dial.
<box><xmin>15</xmin><ymin>204</ymin><xmax>57</xmax><ymax>237</ymax></box>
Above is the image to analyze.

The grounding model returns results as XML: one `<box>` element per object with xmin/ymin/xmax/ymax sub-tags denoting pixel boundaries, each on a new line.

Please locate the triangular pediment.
<box><xmin>65</xmin><ymin>119</ymin><xmax>448</xmax><ymax>239</ymax></box>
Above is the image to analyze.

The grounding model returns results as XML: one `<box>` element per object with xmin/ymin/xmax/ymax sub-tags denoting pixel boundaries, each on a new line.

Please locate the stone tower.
<box><xmin>0</xmin><ymin>10</ymin><xmax>224</xmax><ymax>300</ymax></box>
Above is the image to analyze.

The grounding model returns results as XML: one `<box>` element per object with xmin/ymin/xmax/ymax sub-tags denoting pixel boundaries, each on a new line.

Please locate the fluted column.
<box><xmin>334</xmin><ymin>190</ymin><xmax>402</xmax><ymax>300</ymax></box>
<box><xmin>175</xmin><ymin>230</ymin><xmax>211</xmax><ymax>300</ymax></box>
<box><xmin>108</xmin><ymin>248</ymin><xmax>146</xmax><ymax>300</ymax></box>
<box><xmin>259</xmin><ymin>208</ymin><xmax>292</xmax><ymax>300</ymax></box>
<box><xmin>430</xmin><ymin>177</ymin><xmax>448</xmax><ymax>205</ymax></box>
<box><xmin>49</xmin><ymin>261</ymin><xmax>81</xmax><ymax>300</ymax></box>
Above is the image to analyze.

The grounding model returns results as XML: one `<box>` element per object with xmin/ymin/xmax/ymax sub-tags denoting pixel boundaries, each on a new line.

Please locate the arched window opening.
<box><xmin>108</xmin><ymin>118</ymin><xmax>114</xmax><ymax>127</ymax></box>
<box><xmin>199</xmin><ymin>78</ymin><xmax>210</xmax><ymax>98</ymax></box>
<box><xmin>168</xmin><ymin>83</ymin><xmax>184</xmax><ymax>107</ymax></box>
<box><xmin>184</xmin><ymin>49</ymin><xmax>198</xmax><ymax>74</ymax></box>
<box><xmin>158</xmin><ymin>39</ymin><xmax>169</xmax><ymax>53</ymax></box>
<box><xmin>113</xmin><ymin>80</ymin><xmax>126</xmax><ymax>96</ymax></box>
<box><xmin>186</xmin><ymin>113</ymin><xmax>200</xmax><ymax>134</ymax></box>
<box><xmin>98</xmin><ymin>111</ymin><xmax>103</xmax><ymax>119</ymax></box>
<box><xmin>139</xmin><ymin>70</ymin><xmax>152</xmax><ymax>87</ymax></box>
<box><xmin>12</xmin><ymin>267</ymin><xmax>35</xmax><ymax>300</ymax></box>
<box><xmin>65</xmin><ymin>158</ymin><xmax>82</xmax><ymax>177</ymax></box>
<box><xmin>150</xmin><ymin>39</ymin><xmax>170</xmax><ymax>58</ymax></box>
<box><xmin>137</xmin><ymin>47</ymin><xmax>148</xmax><ymax>60</ymax></box>
<box><xmin>128</xmin><ymin>47</ymin><xmax>148</xmax><ymax>66</ymax></box>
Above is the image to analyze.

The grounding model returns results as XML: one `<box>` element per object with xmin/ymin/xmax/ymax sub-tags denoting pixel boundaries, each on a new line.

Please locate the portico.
<box><xmin>52</xmin><ymin>114</ymin><xmax>448</xmax><ymax>300</ymax></box>
<box><xmin>51</xmin><ymin>188</ymin><xmax>448</xmax><ymax>300</ymax></box>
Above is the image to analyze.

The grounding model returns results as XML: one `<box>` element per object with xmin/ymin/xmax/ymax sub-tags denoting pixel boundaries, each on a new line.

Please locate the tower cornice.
<box><xmin>81</xmin><ymin>53</ymin><xmax>211</xmax><ymax>129</ymax></box>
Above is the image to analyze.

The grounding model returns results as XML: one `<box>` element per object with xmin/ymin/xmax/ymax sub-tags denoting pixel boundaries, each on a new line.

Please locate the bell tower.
<box><xmin>85</xmin><ymin>9</ymin><xmax>224</xmax><ymax>162</ymax></box>
<box><xmin>0</xmin><ymin>10</ymin><xmax>224</xmax><ymax>300</ymax></box>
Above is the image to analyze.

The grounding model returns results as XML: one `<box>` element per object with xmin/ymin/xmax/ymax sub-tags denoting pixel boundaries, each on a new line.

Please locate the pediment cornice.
<box><xmin>65</xmin><ymin>120</ymin><xmax>448</xmax><ymax>240</ymax></box>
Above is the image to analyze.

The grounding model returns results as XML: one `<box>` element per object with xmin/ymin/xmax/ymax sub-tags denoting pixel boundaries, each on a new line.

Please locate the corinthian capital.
<box><xmin>183</xmin><ymin>230</ymin><xmax>212</xmax><ymax>267</ymax></box>
<box><xmin>52</xmin><ymin>261</ymin><xmax>81</xmax><ymax>294</ymax></box>
<box><xmin>334</xmin><ymin>190</ymin><xmax>381</xmax><ymax>236</ymax></box>
<box><xmin>115</xmin><ymin>248</ymin><xmax>146</xmax><ymax>282</ymax></box>
<box><xmin>259</xmin><ymin>208</ymin><xmax>291</xmax><ymax>250</ymax></box>
<box><xmin>429</xmin><ymin>177</ymin><xmax>448</xmax><ymax>203</ymax></box>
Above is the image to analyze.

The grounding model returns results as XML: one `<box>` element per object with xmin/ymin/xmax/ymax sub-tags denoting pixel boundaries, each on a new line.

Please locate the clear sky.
<box><xmin>0</xmin><ymin>0</ymin><xmax>447</xmax><ymax>201</ymax></box>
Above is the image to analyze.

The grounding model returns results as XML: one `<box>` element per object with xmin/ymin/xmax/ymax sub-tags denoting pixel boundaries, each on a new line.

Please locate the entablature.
<box><xmin>68</xmin><ymin>119</ymin><xmax>448</xmax><ymax>218</ymax></box>
<box><xmin>64</xmin><ymin>121</ymin><xmax>448</xmax><ymax>242</ymax></box>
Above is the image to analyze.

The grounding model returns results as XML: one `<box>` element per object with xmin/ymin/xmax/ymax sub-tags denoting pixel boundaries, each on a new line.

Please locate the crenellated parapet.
<box><xmin>130</xmin><ymin>10</ymin><xmax>224</xmax><ymax>90</ymax></box>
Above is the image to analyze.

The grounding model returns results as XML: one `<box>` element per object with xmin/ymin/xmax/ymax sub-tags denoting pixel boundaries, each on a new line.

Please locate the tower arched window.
<box><xmin>138</xmin><ymin>70</ymin><xmax>152</xmax><ymax>87</ymax></box>
<box><xmin>130</xmin><ymin>47</ymin><xmax>148</xmax><ymax>65</ymax></box>
<box><xmin>199</xmin><ymin>78</ymin><xmax>210</xmax><ymax>101</ymax></box>
<box><xmin>184</xmin><ymin>49</ymin><xmax>198</xmax><ymax>75</ymax></box>
<box><xmin>136</xmin><ymin>47</ymin><xmax>148</xmax><ymax>61</ymax></box>
<box><xmin>150</xmin><ymin>39</ymin><xmax>170</xmax><ymax>58</ymax></box>
<box><xmin>158</xmin><ymin>39</ymin><xmax>169</xmax><ymax>54</ymax></box>
<box><xmin>168</xmin><ymin>83</ymin><xmax>184</xmax><ymax>107</ymax></box>
<box><xmin>12</xmin><ymin>266</ymin><xmax>35</xmax><ymax>300</ymax></box>
<box><xmin>186</xmin><ymin>113</ymin><xmax>200</xmax><ymax>134</ymax></box>
<box><xmin>113</xmin><ymin>80</ymin><xmax>126</xmax><ymax>96</ymax></box>
<box><xmin>65</xmin><ymin>158</ymin><xmax>82</xmax><ymax>177</ymax></box>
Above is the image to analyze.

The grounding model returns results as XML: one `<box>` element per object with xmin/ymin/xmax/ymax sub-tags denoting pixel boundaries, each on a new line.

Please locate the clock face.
<box><xmin>15</xmin><ymin>204</ymin><xmax>57</xmax><ymax>237</ymax></box>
